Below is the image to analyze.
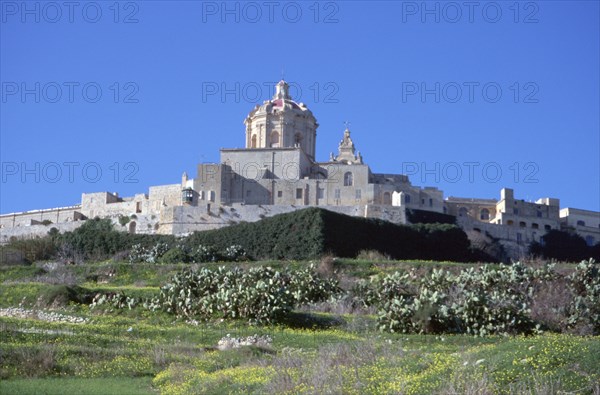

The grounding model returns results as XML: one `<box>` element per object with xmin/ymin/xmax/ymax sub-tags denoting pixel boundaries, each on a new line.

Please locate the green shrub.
<box><xmin>159</xmin><ymin>247</ymin><xmax>189</xmax><ymax>264</ymax></box>
<box><xmin>150</xmin><ymin>265</ymin><xmax>341</xmax><ymax>324</ymax></box>
<box><xmin>37</xmin><ymin>285</ymin><xmax>91</xmax><ymax>307</ymax></box>
<box><xmin>185</xmin><ymin>208</ymin><xmax>325</xmax><ymax>260</ymax></box>
<box><xmin>154</xmin><ymin>266</ymin><xmax>293</xmax><ymax>324</ymax></box>
<box><xmin>184</xmin><ymin>208</ymin><xmax>477</xmax><ymax>262</ymax></box>
<box><xmin>58</xmin><ymin>218</ymin><xmax>128</xmax><ymax>261</ymax></box>
<box><xmin>373</xmin><ymin>263</ymin><xmax>559</xmax><ymax>335</ymax></box>
<box><xmin>128</xmin><ymin>242</ymin><xmax>170</xmax><ymax>264</ymax></box>
<box><xmin>1</xmin><ymin>237</ymin><xmax>56</xmax><ymax>264</ymax></box>
<box><xmin>530</xmin><ymin>230</ymin><xmax>598</xmax><ymax>261</ymax></box>
<box><xmin>566</xmin><ymin>259</ymin><xmax>599</xmax><ymax>332</ymax></box>
<box><xmin>118</xmin><ymin>215</ymin><xmax>130</xmax><ymax>227</ymax></box>
<box><xmin>223</xmin><ymin>245</ymin><xmax>247</xmax><ymax>262</ymax></box>
<box><xmin>190</xmin><ymin>245</ymin><xmax>220</xmax><ymax>263</ymax></box>
<box><xmin>406</xmin><ymin>208</ymin><xmax>456</xmax><ymax>224</ymax></box>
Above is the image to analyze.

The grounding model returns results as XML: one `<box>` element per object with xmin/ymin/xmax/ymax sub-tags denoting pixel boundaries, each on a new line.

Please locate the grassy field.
<box><xmin>1</xmin><ymin>259</ymin><xmax>599</xmax><ymax>394</ymax></box>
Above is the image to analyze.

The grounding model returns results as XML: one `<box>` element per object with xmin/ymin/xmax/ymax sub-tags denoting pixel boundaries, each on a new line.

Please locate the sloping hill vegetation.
<box><xmin>1</xmin><ymin>257</ymin><xmax>599</xmax><ymax>394</ymax></box>
<box><xmin>1</xmin><ymin>208</ymin><xmax>487</xmax><ymax>264</ymax></box>
<box><xmin>1</xmin><ymin>209</ymin><xmax>599</xmax><ymax>393</ymax></box>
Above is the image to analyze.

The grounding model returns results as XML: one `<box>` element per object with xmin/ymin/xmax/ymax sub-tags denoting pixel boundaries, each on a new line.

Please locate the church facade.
<box><xmin>1</xmin><ymin>80</ymin><xmax>598</xmax><ymax>259</ymax></box>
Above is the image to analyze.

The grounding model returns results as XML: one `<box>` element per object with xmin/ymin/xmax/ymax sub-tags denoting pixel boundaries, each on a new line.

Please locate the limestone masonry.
<box><xmin>2</xmin><ymin>80</ymin><xmax>598</xmax><ymax>258</ymax></box>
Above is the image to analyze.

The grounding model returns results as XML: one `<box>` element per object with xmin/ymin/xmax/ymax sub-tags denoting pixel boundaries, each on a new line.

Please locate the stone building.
<box><xmin>446</xmin><ymin>187</ymin><xmax>599</xmax><ymax>257</ymax></box>
<box><xmin>1</xmin><ymin>80</ymin><xmax>598</xmax><ymax>259</ymax></box>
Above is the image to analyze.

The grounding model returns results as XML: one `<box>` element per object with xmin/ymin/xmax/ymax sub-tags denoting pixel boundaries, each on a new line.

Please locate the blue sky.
<box><xmin>1</xmin><ymin>0</ymin><xmax>599</xmax><ymax>214</ymax></box>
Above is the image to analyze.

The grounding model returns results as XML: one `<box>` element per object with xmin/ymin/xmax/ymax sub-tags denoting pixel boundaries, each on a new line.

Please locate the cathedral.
<box><xmin>187</xmin><ymin>80</ymin><xmax>443</xmax><ymax>211</ymax></box>
<box><xmin>1</xmin><ymin>80</ymin><xmax>598</xmax><ymax>259</ymax></box>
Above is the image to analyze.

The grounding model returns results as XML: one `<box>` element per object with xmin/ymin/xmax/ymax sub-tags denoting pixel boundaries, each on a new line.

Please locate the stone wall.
<box><xmin>0</xmin><ymin>221</ymin><xmax>83</xmax><ymax>244</ymax></box>
<box><xmin>0</xmin><ymin>205</ymin><xmax>83</xmax><ymax>229</ymax></box>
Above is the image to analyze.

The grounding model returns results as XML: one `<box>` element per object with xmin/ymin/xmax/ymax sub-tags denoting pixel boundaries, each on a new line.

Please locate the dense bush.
<box><xmin>184</xmin><ymin>208</ymin><xmax>481</xmax><ymax>261</ymax></box>
<box><xmin>185</xmin><ymin>208</ymin><xmax>325</xmax><ymax>260</ymax></box>
<box><xmin>566</xmin><ymin>259</ymin><xmax>600</xmax><ymax>333</ymax></box>
<box><xmin>223</xmin><ymin>244</ymin><xmax>247</xmax><ymax>262</ymax></box>
<box><xmin>128</xmin><ymin>242</ymin><xmax>170</xmax><ymax>264</ymax></box>
<box><xmin>127</xmin><ymin>242</ymin><xmax>247</xmax><ymax>264</ymax></box>
<box><xmin>91</xmin><ymin>265</ymin><xmax>341</xmax><ymax>324</ymax></box>
<box><xmin>157</xmin><ymin>265</ymin><xmax>341</xmax><ymax>324</ymax></box>
<box><xmin>0</xmin><ymin>237</ymin><xmax>56</xmax><ymax>264</ymax></box>
<box><xmin>156</xmin><ymin>266</ymin><xmax>295</xmax><ymax>324</ymax></box>
<box><xmin>530</xmin><ymin>230</ymin><xmax>600</xmax><ymax>261</ymax></box>
<box><xmin>354</xmin><ymin>260</ymin><xmax>599</xmax><ymax>336</ymax></box>
<box><xmin>51</xmin><ymin>218</ymin><xmax>176</xmax><ymax>262</ymax></box>
<box><xmin>406</xmin><ymin>208</ymin><xmax>456</xmax><ymax>224</ymax></box>
<box><xmin>58</xmin><ymin>218</ymin><xmax>129</xmax><ymax>260</ymax></box>
<box><xmin>158</xmin><ymin>247</ymin><xmax>190</xmax><ymax>264</ymax></box>
<box><xmin>191</xmin><ymin>244</ymin><xmax>220</xmax><ymax>263</ymax></box>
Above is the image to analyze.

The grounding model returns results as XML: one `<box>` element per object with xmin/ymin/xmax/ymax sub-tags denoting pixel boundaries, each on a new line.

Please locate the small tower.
<box><xmin>332</xmin><ymin>126</ymin><xmax>363</xmax><ymax>164</ymax></box>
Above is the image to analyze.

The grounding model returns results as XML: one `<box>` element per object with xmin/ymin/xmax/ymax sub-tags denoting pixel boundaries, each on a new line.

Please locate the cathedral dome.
<box><xmin>244</xmin><ymin>80</ymin><xmax>318</xmax><ymax>159</ymax></box>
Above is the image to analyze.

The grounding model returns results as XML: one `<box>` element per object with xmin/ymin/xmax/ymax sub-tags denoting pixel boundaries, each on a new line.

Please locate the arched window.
<box><xmin>251</xmin><ymin>134</ymin><xmax>257</xmax><ymax>148</ymax></box>
<box><xmin>344</xmin><ymin>172</ymin><xmax>353</xmax><ymax>186</ymax></box>
<box><xmin>383</xmin><ymin>192</ymin><xmax>391</xmax><ymax>205</ymax></box>
<box><xmin>519</xmin><ymin>221</ymin><xmax>527</xmax><ymax>228</ymax></box>
<box><xmin>458</xmin><ymin>207</ymin><xmax>468</xmax><ymax>217</ymax></box>
<box><xmin>480</xmin><ymin>208</ymin><xmax>490</xmax><ymax>220</ymax></box>
<box><xmin>577</xmin><ymin>220</ymin><xmax>586</xmax><ymax>227</ymax></box>
<box><xmin>270</xmin><ymin>131</ymin><xmax>280</xmax><ymax>148</ymax></box>
<box><xmin>405</xmin><ymin>194</ymin><xmax>411</xmax><ymax>204</ymax></box>
<box><xmin>294</xmin><ymin>133</ymin><xmax>303</xmax><ymax>147</ymax></box>
<box><xmin>128</xmin><ymin>221</ymin><xmax>136</xmax><ymax>234</ymax></box>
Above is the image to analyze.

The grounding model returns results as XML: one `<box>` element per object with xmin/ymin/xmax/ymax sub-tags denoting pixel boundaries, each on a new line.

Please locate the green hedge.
<box><xmin>530</xmin><ymin>230</ymin><xmax>600</xmax><ymax>261</ymax></box>
<box><xmin>185</xmin><ymin>208</ymin><xmax>476</xmax><ymax>261</ymax></box>
<box><xmin>185</xmin><ymin>208</ymin><xmax>325</xmax><ymax>260</ymax></box>
<box><xmin>406</xmin><ymin>208</ymin><xmax>456</xmax><ymax>224</ymax></box>
<box><xmin>3</xmin><ymin>209</ymin><xmax>484</xmax><ymax>263</ymax></box>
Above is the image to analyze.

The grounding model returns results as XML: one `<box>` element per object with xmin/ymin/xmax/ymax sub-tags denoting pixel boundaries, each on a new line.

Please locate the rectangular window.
<box><xmin>514</xmin><ymin>208</ymin><xmax>519</xmax><ymax>215</ymax></box>
<box><xmin>429</xmin><ymin>198</ymin><xmax>433</xmax><ymax>207</ymax></box>
<box><xmin>517</xmin><ymin>233</ymin><xmax>522</xmax><ymax>243</ymax></box>
<box><xmin>334</xmin><ymin>189</ymin><xmax>340</xmax><ymax>199</ymax></box>
<box><xmin>355</xmin><ymin>189</ymin><xmax>362</xmax><ymax>199</ymax></box>
<box><xmin>317</xmin><ymin>188</ymin><xmax>324</xmax><ymax>199</ymax></box>
<box><xmin>277</xmin><ymin>191</ymin><xmax>283</xmax><ymax>198</ymax></box>
<box><xmin>296</xmin><ymin>188</ymin><xmax>303</xmax><ymax>199</ymax></box>
<box><xmin>246</xmin><ymin>190</ymin><xmax>251</xmax><ymax>197</ymax></box>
